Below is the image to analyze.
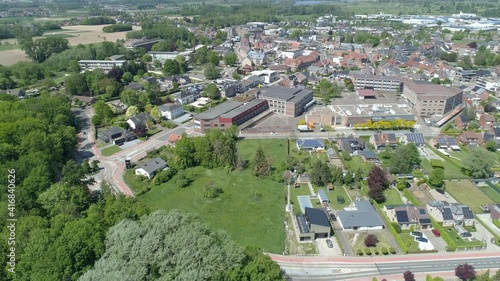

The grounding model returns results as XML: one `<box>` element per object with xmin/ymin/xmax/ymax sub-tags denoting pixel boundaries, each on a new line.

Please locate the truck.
<box><xmin>297</xmin><ymin>125</ymin><xmax>312</xmax><ymax>132</ymax></box>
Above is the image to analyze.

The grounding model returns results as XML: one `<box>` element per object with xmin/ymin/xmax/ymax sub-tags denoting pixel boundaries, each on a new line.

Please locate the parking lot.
<box><xmin>315</xmin><ymin>237</ymin><xmax>344</xmax><ymax>256</ymax></box>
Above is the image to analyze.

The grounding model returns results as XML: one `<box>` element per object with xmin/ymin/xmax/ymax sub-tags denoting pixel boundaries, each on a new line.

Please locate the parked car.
<box><xmin>460</xmin><ymin>232</ymin><xmax>472</xmax><ymax>238</ymax></box>
<box><xmin>410</xmin><ymin>231</ymin><xmax>423</xmax><ymax>237</ymax></box>
<box><xmin>416</xmin><ymin>237</ymin><xmax>429</xmax><ymax>243</ymax></box>
<box><xmin>326</xmin><ymin>239</ymin><xmax>333</xmax><ymax>248</ymax></box>
<box><xmin>436</xmin><ymin>189</ymin><xmax>445</xmax><ymax>194</ymax></box>
<box><xmin>432</xmin><ymin>229</ymin><xmax>441</xmax><ymax>237</ymax></box>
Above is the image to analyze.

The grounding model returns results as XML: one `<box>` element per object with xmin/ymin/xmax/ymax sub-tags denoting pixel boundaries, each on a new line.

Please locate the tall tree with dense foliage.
<box><xmin>310</xmin><ymin>161</ymin><xmax>332</xmax><ymax>187</ymax></box>
<box><xmin>203</xmin><ymin>83</ymin><xmax>221</xmax><ymax>100</ymax></box>
<box><xmin>65</xmin><ymin>73</ymin><xmax>88</xmax><ymax>95</ymax></box>
<box><xmin>204</xmin><ymin>62</ymin><xmax>221</xmax><ymax>80</ymax></box>
<box><xmin>253</xmin><ymin>147</ymin><xmax>272</xmax><ymax>177</ymax></box>
<box><xmin>223</xmin><ymin>52</ymin><xmax>238</xmax><ymax>66</ymax></box>
<box><xmin>367</xmin><ymin>165</ymin><xmax>387</xmax><ymax>203</ymax></box>
<box><xmin>455</xmin><ymin>263</ymin><xmax>475</xmax><ymax>281</ymax></box>
<box><xmin>462</xmin><ymin>148</ymin><xmax>496</xmax><ymax>178</ymax></box>
<box><xmin>389</xmin><ymin>144</ymin><xmax>420</xmax><ymax>174</ymax></box>
<box><xmin>22</xmin><ymin>37</ymin><xmax>70</xmax><ymax>63</ymax></box>
<box><xmin>404</xmin><ymin>270</ymin><xmax>416</xmax><ymax>281</ymax></box>
<box><xmin>428</xmin><ymin>168</ymin><xmax>444</xmax><ymax>188</ymax></box>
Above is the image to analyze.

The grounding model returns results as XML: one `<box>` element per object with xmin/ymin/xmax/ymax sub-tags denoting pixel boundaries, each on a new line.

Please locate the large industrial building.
<box><xmin>194</xmin><ymin>99</ymin><xmax>269</xmax><ymax>133</ymax></box>
<box><xmin>402</xmin><ymin>79</ymin><xmax>463</xmax><ymax>117</ymax></box>
<box><xmin>351</xmin><ymin>73</ymin><xmax>402</xmax><ymax>91</ymax></box>
<box><xmin>258</xmin><ymin>86</ymin><xmax>314</xmax><ymax>117</ymax></box>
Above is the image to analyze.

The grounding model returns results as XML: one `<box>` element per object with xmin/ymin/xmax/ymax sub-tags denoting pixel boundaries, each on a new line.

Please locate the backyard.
<box><xmin>420</xmin><ymin>158</ymin><xmax>467</xmax><ymax>180</ymax></box>
<box><xmin>346</xmin><ymin>231</ymin><xmax>393</xmax><ymax>255</ymax></box>
<box><xmin>325</xmin><ymin>185</ymin><xmax>352</xmax><ymax>210</ymax></box>
<box><xmin>478</xmin><ymin>183</ymin><xmax>500</xmax><ymax>202</ymax></box>
<box><xmin>384</xmin><ymin>188</ymin><xmax>404</xmax><ymax>205</ymax></box>
<box><xmin>445</xmin><ymin>180</ymin><xmax>493</xmax><ymax>214</ymax></box>
<box><xmin>344</xmin><ymin>156</ymin><xmax>373</xmax><ymax>177</ymax></box>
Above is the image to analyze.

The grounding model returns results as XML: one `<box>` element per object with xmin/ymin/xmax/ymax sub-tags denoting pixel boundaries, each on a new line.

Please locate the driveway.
<box><xmin>315</xmin><ymin>238</ymin><xmax>344</xmax><ymax>256</ymax></box>
<box><xmin>477</xmin><ymin>214</ymin><xmax>500</xmax><ymax>236</ymax></box>
<box><xmin>472</xmin><ymin>219</ymin><xmax>499</xmax><ymax>252</ymax></box>
<box><xmin>422</xmin><ymin>229</ymin><xmax>447</xmax><ymax>252</ymax></box>
<box><xmin>420</xmin><ymin>146</ymin><xmax>443</xmax><ymax>160</ymax></box>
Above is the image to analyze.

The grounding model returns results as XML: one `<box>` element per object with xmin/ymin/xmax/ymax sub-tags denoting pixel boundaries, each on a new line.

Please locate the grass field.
<box><xmin>0</xmin><ymin>44</ymin><xmax>20</xmax><ymax>51</ymax></box>
<box><xmin>238</xmin><ymin>139</ymin><xmax>287</xmax><ymax>166</ymax></box>
<box><xmin>420</xmin><ymin>159</ymin><xmax>467</xmax><ymax>180</ymax></box>
<box><xmin>477</xmin><ymin>183</ymin><xmax>500</xmax><ymax>202</ymax></box>
<box><xmin>444</xmin><ymin>227</ymin><xmax>484</xmax><ymax>248</ymax></box>
<box><xmin>101</xmin><ymin>145</ymin><xmax>122</xmax><ymax>156</ymax></box>
<box><xmin>445</xmin><ymin>180</ymin><xmax>493</xmax><ymax>213</ymax></box>
<box><xmin>384</xmin><ymin>188</ymin><xmax>404</xmax><ymax>205</ymax></box>
<box><xmin>349</xmin><ymin>232</ymin><xmax>392</xmax><ymax>255</ymax></box>
<box><xmin>325</xmin><ymin>185</ymin><xmax>351</xmax><ymax>210</ymax></box>
<box><xmin>344</xmin><ymin>156</ymin><xmax>373</xmax><ymax>177</ymax></box>
<box><xmin>400</xmin><ymin>232</ymin><xmax>420</xmax><ymax>253</ymax></box>
<box><xmin>139</xmin><ymin>166</ymin><xmax>286</xmax><ymax>253</ymax></box>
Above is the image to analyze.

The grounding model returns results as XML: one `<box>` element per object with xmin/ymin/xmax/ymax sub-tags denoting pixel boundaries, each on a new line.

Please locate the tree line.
<box><xmin>102</xmin><ymin>24</ymin><xmax>133</xmax><ymax>33</ymax></box>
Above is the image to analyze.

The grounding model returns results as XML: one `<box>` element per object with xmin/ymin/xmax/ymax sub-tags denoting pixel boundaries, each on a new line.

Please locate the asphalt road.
<box><xmin>279</xmin><ymin>255</ymin><xmax>500</xmax><ymax>281</ymax></box>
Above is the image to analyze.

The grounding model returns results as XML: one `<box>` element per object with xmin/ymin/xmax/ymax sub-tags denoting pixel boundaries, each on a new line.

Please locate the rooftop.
<box><xmin>194</xmin><ymin>100</ymin><xmax>243</xmax><ymax>120</ymax></box>
<box><xmin>220</xmin><ymin>99</ymin><xmax>267</xmax><ymax>119</ymax></box>
<box><xmin>337</xmin><ymin>200</ymin><xmax>384</xmax><ymax>229</ymax></box>
<box><xmin>260</xmin><ymin>85</ymin><xmax>312</xmax><ymax>102</ymax></box>
<box><xmin>305</xmin><ymin>207</ymin><xmax>330</xmax><ymax>228</ymax></box>
<box><xmin>404</xmin><ymin>79</ymin><xmax>462</xmax><ymax>97</ymax></box>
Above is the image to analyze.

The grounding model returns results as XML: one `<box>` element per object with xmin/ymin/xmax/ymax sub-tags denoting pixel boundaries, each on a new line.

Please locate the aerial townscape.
<box><xmin>2</xmin><ymin>0</ymin><xmax>500</xmax><ymax>280</ymax></box>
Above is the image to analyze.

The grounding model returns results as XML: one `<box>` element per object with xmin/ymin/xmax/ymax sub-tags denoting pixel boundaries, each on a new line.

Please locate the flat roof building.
<box><xmin>78</xmin><ymin>60</ymin><xmax>126</xmax><ymax>73</ymax></box>
<box><xmin>351</xmin><ymin>73</ymin><xmax>402</xmax><ymax>91</ymax></box>
<box><xmin>194</xmin><ymin>99</ymin><xmax>269</xmax><ymax>133</ymax></box>
<box><xmin>402</xmin><ymin>79</ymin><xmax>463</xmax><ymax>117</ymax></box>
<box><xmin>259</xmin><ymin>86</ymin><xmax>314</xmax><ymax>117</ymax></box>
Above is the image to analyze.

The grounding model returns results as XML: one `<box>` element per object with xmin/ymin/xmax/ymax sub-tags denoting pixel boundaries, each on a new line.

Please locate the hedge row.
<box><xmin>426</xmin><ymin>145</ymin><xmax>464</xmax><ymax>171</ymax></box>
<box><xmin>430</xmin><ymin>217</ymin><xmax>457</xmax><ymax>251</ymax></box>
<box><xmin>430</xmin><ymin>159</ymin><xmax>444</xmax><ymax>169</ymax></box>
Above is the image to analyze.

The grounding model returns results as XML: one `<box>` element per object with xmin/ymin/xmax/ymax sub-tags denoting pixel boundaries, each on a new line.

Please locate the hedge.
<box><xmin>373</xmin><ymin>201</ymin><xmax>408</xmax><ymax>254</ymax></box>
<box><xmin>430</xmin><ymin>217</ymin><xmax>457</xmax><ymax>251</ymax></box>
<box><xmin>430</xmin><ymin>159</ymin><xmax>444</xmax><ymax>169</ymax></box>
<box><xmin>494</xmin><ymin>219</ymin><xmax>500</xmax><ymax>229</ymax></box>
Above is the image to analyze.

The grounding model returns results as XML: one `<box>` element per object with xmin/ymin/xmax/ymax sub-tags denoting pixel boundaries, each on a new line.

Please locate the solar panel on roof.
<box><xmin>448</xmin><ymin>138</ymin><xmax>456</xmax><ymax>145</ymax></box>
<box><xmin>419</xmin><ymin>209</ymin><xmax>426</xmax><ymax>215</ymax></box>
<box><xmin>395</xmin><ymin>210</ymin><xmax>410</xmax><ymax>223</ymax></box>
<box><xmin>442</xmin><ymin>208</ymin><xmax>454</xmax><ymax>220</ymax></box>
<box><xmin>462</xmin><ymin>207</ymin><xmax>474</xmax><ymax>219</ymax></box>
<box><xmin>296</xmin><ymin>215</ymin><xmax>309</xmax><ymax>233</ymax></box>
<box><xmin>419</xmin><ymin>218</ymin><xmax>431</xmax><ymax>224</ymax></box>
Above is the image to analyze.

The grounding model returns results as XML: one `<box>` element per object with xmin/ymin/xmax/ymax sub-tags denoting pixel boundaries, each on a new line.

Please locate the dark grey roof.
<box><xmin>461</xmin><ymin>206</ymin><xmax>474</xmax><ymax>219</ymax></box>
<box><xmin>361</xmin><ymin>150</ymin><xmax>378</xmax><ymax>160</ymax></box>
<box><xmin>102</xmin><ymin>126</ymin><xmax>125</xmax><ymax>137</ymax></box>
<box><xmin>159</xmin><ymin>104</ymin><xmax>182</xmax><ymax>112</ymax></box>
<box><xmin>297</xmin><ymin>139</ymin><xmax>325</xmax><ymax>149</ymax></box>
<box><xmin>405</xmin><ymin>133</ymin><xmax>425</xmax><ymax>145</ymax></box>
<box><xmin>219</xmin><ymin>99</ymin><xmax>266</xmax><ymax>119</ymax></box>
<box><xmin>442</xmin><ymin>207</ymin><xmax>454</xmax><ymax>220</ymax></box>
<box><xmin>337</xmin><ymin>200</ymin><xmax>384</xmax><ymax>229</ymax></box>
<box><xmin>261</xmin><ymin>85</ymin><xmax>312</xmax><ymax>101</ymax></box>
<box><xmin>194</xmin><ymin>100</ymin><xmax>243</xmax><ymax>120</ymax></box>
<box><xmin>419</xmin><ymin>218</ymin><xmax>431</xmax><ymax>224</ymax></box>
<box><xmin>136</xmin><ymin>157</ymin><xmax>167</xmax><ymax>175</ymax></box>
<box><xmin>296</xmin><ymin>214</ymin><xmax>310</xmax><ymax>233</ymax></box>
<box><xmin>396</xmin><ymin>210</ymin><xmax>410</xmax><ymax>223</ymax></box>
<box><xmin>318</xmin><ymin>189</ymin><xmax>329</xmax><ymax>203</ymax></box>
<box><xmin>305</xmin><ymin>207</ymin><xmax>330</xmax><ymax>228</ymax></box>
<box><xmin>129</xmin><ymin>112</ymin><xmax>152</xmax><ymax>126</ymax></box>
<box><xmin>326</xmin><ymin>148</ymin><xmax>337</xmax><ymax>158</ymax></box>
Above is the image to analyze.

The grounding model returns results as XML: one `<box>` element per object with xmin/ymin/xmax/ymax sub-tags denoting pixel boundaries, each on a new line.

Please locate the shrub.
<box><xmin>430</xmin><ymin>159</ymin><xmax>444</xmax><ymax>169</ymax></box>
<box><xmin>373</xmin><ymin>249</ymin><xmax>379</xmax><ymax>255</ymax></box>
<box><xmin>381</xmin><ymin>247</ymin><xmax>389</xmax><ymax>255</ymax></box>
<box><xmin>409</xmin><ymin>225</ymin><xmax>415</xmax><ymax>232</ymax></box>
<box><xmin>357</xmin><ymin>249</ymin><xmax>364</xmax><ymax>256</ymax></box>
<box><xmin>389</xmin><ymin>247</ymin><xmax>396</xmax><ymax>254</ymax></box>
<box><xmin>365</xmin><ymin>234</ymin><xmax>379</xmax><ymax>247</ymax></box>
<box><xmin>364</xmin><ymin>248</ymin><xmax>372</xmax><ymax>255</ymax></box>
<box><xmin>203</xmin><ymin>181</ymin><xmax>223</xmax><ymax>199</ymax></box>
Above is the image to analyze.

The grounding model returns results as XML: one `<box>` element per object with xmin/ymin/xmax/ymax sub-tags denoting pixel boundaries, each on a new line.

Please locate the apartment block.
<box><xmin>258</xmin><ymin>86</ymin><xmax>314</xmax><ymax>117</ymax></box>
<box><xmin>351</xmin><ymin>73</ymin><xmax>402</xmax><ymax>91</ymax></box>
<box><xmin>78</xmin><ymin>60</ymin><xmax>126</xmax><ymax>72</ymax></box>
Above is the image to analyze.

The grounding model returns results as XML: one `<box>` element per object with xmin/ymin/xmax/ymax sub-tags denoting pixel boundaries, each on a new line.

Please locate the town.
<box><xmin>1</xmin><ymin>1</ymin><xmax>500</xmax><ymax>281</ymax></box>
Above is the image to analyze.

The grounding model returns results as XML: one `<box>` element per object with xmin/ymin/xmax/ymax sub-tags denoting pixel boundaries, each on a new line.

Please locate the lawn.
<box><xmin>477</xmin><ymin>183</ymin><xmax>500</xmax><ymax>202</ymax></box>
<box><xmin>325</xmin><ymin>185</ymin><xmax>352</xmax><ymax>210</ymax></box>
<box><xmin>384</xmin><ymin>188</ymin><xmax>404</xmax><ymax>205</ymax></box>
<box><xmin>344</xmin><ymin>156</ymin><xmax>373</xmax><ymax>177</ymax></box>
<box><xmin>420</xmin><ymin>159</ymin><xmax>467</xmax><ymax>180</ymax></box>
<box><xmin>444</xmin><ymin>227</ymin><xmax>483</xmax><ymax>248</ymax></box>
<box><xmin>400</xmin><ymin>232</ymin><xmax>420</xmax><ymax>253</ymax></box>
<box><xmin>238</xmin><ymin>139</ymin><xmax>287</xmax><ymax>166</ymax></box>
<box><xmin>349</xmin><ymin>232</ymin><xmax>393</xmax><ymax>255</ymax></box>
<box><xmin>445</xmin><ymin>180</ymin><xmax>493</xmax><ymax>214</ymax></box>
<box><xmin>101</xmin><ymin>145</ymin><xmax>122</xmax><ymax>156</ymax></box>
<box><xmin>0</xmin><ymin>44</ymin><xmax>20</xmax><ymax>51</ymax></box>
<box><xmin>139</xmin><ymin>167</ymin><xmax>286</xmax><ymax>253</ymax></box>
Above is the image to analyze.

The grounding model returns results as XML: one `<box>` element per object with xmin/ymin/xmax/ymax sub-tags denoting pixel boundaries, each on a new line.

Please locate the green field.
<box><xmin>444</xmin><ymin>227</ymin><xmax>484</xmax><ymax>248</ymax></box>
<box><xmin>325</xmin><ymin>185</ymin><xmax>351</xmax><ymax>210</ymax></box>
<box><xmin>238</xmin><ymin>138</ymin><xmax>287</xmax><ymax>166</ymax></box>
<box><xmin>139</xmin><ymin>166</ymin><xmax>286</xmax><ymax>253</ymax></box>
<box><xmin>477</xmin><ymin>183</ymin><xmax>500</xmax><ymax>202</ymax></box>
<box><xmin>344</xmin><ymin>156</ymin><xmax>373</xmax><ymax>177</ymax></box>
<box><xmin>44</xmin><ymin>33</ymin><xmax>76</xmax><ymax>39</ymax></box>
<box><xmin>101</xmin><ymin>145</ymin><xmax>122</xmax><ymax>156</ymax></box>
<box><xmin>420</xmin><ymin>159</ymin><xmax>467</xmax><ymax>180</ymax></box>
<box><xmin>0</xmin><ymin>44</ymin><xmax>20</xmax><ymax>51</ymax></box>
<box><xmin>445</xmin><ymin>180</ymin><xmax>493</xmax><ymax>213</ymax></box>
<box><xmin>400</xmin><ymin>232</ymin><xmax>421</xmax><ymax>253</ymax></box>
<box><xmin>384</xmin><ymin>188</ymin><xmax>404</xmax><ymax>205</ymax></box>
<box><xmin>349</xmin><ymin>232</ymin><xmax>393</xmax><ymax>255</ymax></box>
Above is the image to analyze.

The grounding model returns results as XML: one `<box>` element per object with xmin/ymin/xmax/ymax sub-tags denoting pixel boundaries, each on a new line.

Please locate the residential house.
<box><xmin>426</xmin><ymin>201</ymin><xmax>475</xmax><ymax>227</ymax></box>
<box><xmin>479</xmin><ymin>113</ymin><xmax>495</xmax><ymax>129</ymax></box>
<box><xmin>97</xmin><ymin>127</ymin><xmax>136</xmax><ymax>145</ymax></box>
<box><xmin>488</xmin><ymin>203</ymin><xmax>500</xmax><ymax>222</ymax></box>
<box><xmin>247</xmin><ymin>50</ymin><xmax>268</xmax><ymax>65</ymax></box>
<box><xmin>384</xmin><ymin>204</ymin><xmax>432</xmax><ymax>230</ymax></box>
<box><xmin>430</xmin><ymin>135</ymin><xmax>457</xmax><ymax>149</ymax></box>
<box><xmin>296</xmin><ymin>207</ymin><xmax>332</xmax><ymax>241</ymax></box>
<box><xmin>454</xmin><ymin>114</ymin><xmax>471</xmax><ymax>129</ymax></box>
<box><xmin>399</xmin><ymin>133</ymin><xmax>426</xmax><ymax>148</ymax></box>
<box><xmin>336</xmin><ymin>137</ymin><xmax>365</xmax><ymax>153</ymax></box>
<box><xmin>337</xmin><ymin>200</ymin><xmax>385</xmax><ymax>231</ymax></box>
<box><xmin>269</xmin><ymin>64</ymin><xmax>291</xmax><ymax>73</ymax></box>
<box><xmin>353</xmin><ymin>150</ymin><xmax>379</xmax><ymax>162</ymax></box>
<box><xmin>72</xmin><ymin>95</ymin><xmax>97</xmax><ymax>105</ymax></box>
<box><xmin>326</xmin><ymin>148</ymin><xmax>339</xmax><ymax>159</ymax></box>
<box><xmin>173</xmin><ymin>89</ymin><xmax>202</xmax><ymax>105</ymax></box>
<box><xmin>166</xmin><ymin>133</ymin><xmax>182</xmax><ymax>147</ymax></box>
<box><xmin>369</xmin><ymin>132</ymin><xmax>398</xmax><ymax>150</ymax></box>
<box><xmin>159</xmin><ymin>104</ymin><xmax>184</xmax><ymax>120</ymax></box>
<box><xmin>127</xmin><ymin>112</ymin><xmax>153</xmax><ymax>130</ymax></box>
<box><xmin>134</xmin><ymin>157</ymin><xmax>167</xmax><ymax>179</ymax></box>
<box><xmin>457</xmin><ymin>131</ymin><xmax>484</xmax><ymax>145</ymax></box>
<box><xmin>296</xmin><ymin>139</ymin><xmax>325</xmax><ymax>151</ymax></box>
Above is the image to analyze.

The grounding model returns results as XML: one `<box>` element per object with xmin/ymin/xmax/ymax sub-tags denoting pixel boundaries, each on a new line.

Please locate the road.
<box><xmin>272</xmin><ymin>252</ymin><xmax>500</xmax><ymax>281</ymax></box>
<box><xmin>74</xmin><ymin>107</ymin><xmax>189</xmax><ymax>196</ymax></box>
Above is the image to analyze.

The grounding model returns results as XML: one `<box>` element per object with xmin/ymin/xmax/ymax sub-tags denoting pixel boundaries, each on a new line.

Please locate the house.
<box><xmin>454</xmin><ymin>114</ymin><xmax>471</xmax><ymax>129</ymax></box>
<box><xmin>430</xmin><ymin>135</ymin><xmax>457</xmax><ymax>149</ymax></box>
<box><xmin>97</xmin><ymin>127</ymin><xmax>136</xmax><ymax>145</ymax></box>
<box><xmin>173</xmin><ymin>89</ymin><xmax>202</xmax><ymax>105</ymax></box>
<box><xmin>337</xmin><ymin>137</ymin><xmax>365</xmax><ymax>153</ymax></box>
<box><xmin>73</xmin><ymin>95</ymin><xmax>97</xmax><ymax>105</ymax></box>
<box><xmin>295</xmin><ymin>207</ymin><xmax>332</xmax><ymax>241</ymax></box>
<box><xmin>318</xmin><ymin>189</ymin><xmax>329</xmax><ymax>204</ymax></box>
<box><xmin>159</xmin><ymin>104</ymin><xmax>184</xmax><ymax>120</ymax></box>
<box><xmin>127</xmin><ymin>112</ymin><xmax>153</xmax><ymax>130</ymax></box>
<box><xmin>399</xmin><ymin>133</ymin><xmax>426</xmax><ymax>147</ymax></box>
<box><xmin>296</xmin><ymin>139</ymin><xmax>325</xmax><ymax>150</ymax></box>
<box><xmin>134</xmin><ymin>157</ymin><xmax>167</xmax><ymax>179</ymax></box>
<box><xmin>479</xmin><ymin>113</ymin><xmax>495</xmax><ymax>129</ymax></box>
<box><xmin>385</xmin><ymin>172</ymin><xmax>396</xmax><ymax>188</ymax></box>
<box><xmin>337</xmin><ymin>200</ymin><xmax>385</xmax><ymax>231</ymax></box>
<box><xmin>426</xmin><ymin>201</ymin><xmax>475</xmax><ymax>227</ymax></box>
<box><xmin>457</xmin><ymin>131</ymin><xmax>484</xmax><ymax>145</ymax></box>
<box><xmin>353</xmin><ymin>150</ymin><xmax>379</xmax><ymax>162</ymax></box>
<box><xmin>369</xmin><ymin>132</ymin><xmax>398</xmax><ymax>150</ymax></box>
<box><xmin>488</xmin><ymin>203</ymin><xmax>500</xmax><ymax>222</ymax></box>
<box><xmin>247</xmin><ymin>50</ymin><xmax>268</xmax><ymax>65</ymax></box>
<box><xmin>7</xmin><ymin>89</ymin><xmax>26</xmax><ymax>99</ymax></box>
<box><xmin>384</xmin><ymin>204</ymin><xmax>432</xmax><ymax>230</ymax></box>
<box><xmin>166</xmin><ymin>133</ymin><xmax>182</xmax><ymax>147</ymax></box>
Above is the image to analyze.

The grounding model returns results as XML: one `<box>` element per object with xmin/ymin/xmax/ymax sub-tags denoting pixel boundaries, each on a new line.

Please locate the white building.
<box><xmin>158</xmin><ymin>104</ymin><xmax>184</xmax><ymax>120</ymax></box>
<box><xmin>249</xmin><ymin>70</ymin><xmax>278</xmax><ymax>84</ymax></box>
<box><xmin>78</xmin><ymin>60</ymin><xmax>126</xmax><ymax>72</ymax></box>
<box><xmin>134</xmin><ymin>157</ymin><xmax>167</xmax><ymax>179</ymax></box>
<box><xmin>280</xmin><ymin>48</ymin><xmax>304</xmax><ymax>59</ymax></box>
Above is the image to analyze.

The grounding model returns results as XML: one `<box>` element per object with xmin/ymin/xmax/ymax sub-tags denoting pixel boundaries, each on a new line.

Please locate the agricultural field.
<box><xmin>445</xmin><ymin>180</ymin><xmax>493</xmax><ymax>213</ymax></box>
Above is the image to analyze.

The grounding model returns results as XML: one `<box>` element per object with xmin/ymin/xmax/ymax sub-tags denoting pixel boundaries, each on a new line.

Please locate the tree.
<box><xmin>82</xmin><ymin>160</ymin><xmax>91</xmax><ymax>174</ymax></box>
<box><xmin>175</xmin><ymin>171</ymin><xmax>192</xmax><ymax>188</ymax></box>
<box><xmin>125</xmin><ymin>105</ymin><xmax>139</xmax><ymax>119</ymax></box>
<box><xmin>431</xmin><ymin>77</ymin><xmax>441</xmax><ymax>84</ymax></box>
<box><xmin>310</xmin><ymin>161</ymin><xmax>332</xmax><ymax>187</ymax></box>
<box><xmin>428</xmin><ymin>168</ymin><xmax>444</xmax><ymax>188</ymax></box>
<box><xmin>204</xmin><ymin>63</ymin><xmax>221</xmax><ymax>80</ymax></box>
<box><xmin>65</xmin><ymin>73</ymin><xmax>88</xmax><ymax>95</ymax></box>
<box><xmin>389</xmin><ymin>144</ymin><xmax>420</xmax><ymax>174</ymax></box>
<box><xmin>486</xmin><ymin>141</ymin><xmax>497</xmax><ymax>152</ymax></box>
<box><xmin>223</xmin><ymin>52</ymin><xmax>238</xmax><ymax>66</ymax></box>
<box><xmin>91</xmin><ymin>160</ymin><xmax>99</xmax><ymax>172</ymax></box>
<box><xmin>367</xmin><ymin>165</ymin><xmax>387</xmax><ymax>203</ymax></box>
<box><xmin>23</xmin><ymin>37</ymin><xmax>70</xmax><ymax>63</ymax></box>
<box><xmin>455</xmin><ymin>263</ymin><xmax>475</xmax><ymax>281</ymax></box>
<box><xmin>252</xmin><ymin>147</ymin><xmax>272</xmax><ymax>177</ymax></box>
<box><xmin>364</xmin><ymin>234</ymin><xmax>379</xmax><ymax>247</ymax></box>
<box><xmin>107</xmin><ymin>67</ymin><xmax>123</xmax><ymax>81</ymax></box>
<box><xmin>121</xmin><ymin>89</ymin><xmax>139</xmax><ymax>106</ymax></box>
<box><xmin>208</xmin><ymin>51</ymin><xmax>220</xmax><ymax>65</ymax></box>
<box><xmin>175</xmin><ymin>55</ymin><xmax>187</xmax><ymax>73</ymax></box>
<box><xmin>163</xmin><ymin>59</ymin><xmax>180</xmax><ymax>75</ymax></box>
<box><xmin>204</xmin><ymin>181</ymin><xmax>223</xmax><ymax>198</ymax></box>
<box><xmin>203</xmin><ymin>83</ymin><xmax>221</xmax><ymax>100</ymax></box>
<box><xmin>62</xmin><ymin>159</ymin><xmax>86</xmax><ymax>187</ymax></box>
<box><xmin>174</xmin><ymin>135</ymin><xmax>196</xmax><ymax>169</ymax></box>
<box><xmin>404</xmin><ymin>270</ymin><xmax>416</xmax><ymax>281</ymax></box>
<box><xmin>463</xmin><ymin>148</ymin><xmax>496</xmax><ymax>178</ymax></box>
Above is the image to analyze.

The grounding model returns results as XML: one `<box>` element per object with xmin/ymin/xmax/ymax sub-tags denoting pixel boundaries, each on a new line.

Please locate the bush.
<box><xmin>391</xmin><ymin>222</ymin><xmax>402</xmax><ymax>234</ymax></box>
<box><xmin>389</xmin><ymin>247</ymin><xmax>396</xmax><ymax>254</ymax></box>
<box><xmin>373</xmin><ymin>249</ymin><xmax>379</xmax><ymax>255</ymax></box>
<box><xmin>203</xmin><ymin>181</ymin><xmax>223</xmax><ymax>199</ymax></box>
<box><xmin>161</xmin><ymin>121</ymin><xmax>178</xmax><ymax>128</ymax></box>
<box><xmin>430</xmin><ymin>159</ymin><xmax>444</xmax><ymax>169</ymax></box>
<box><xmin>365</xmin><ymin>234</ymin><xmax>379</xmax><ymax>247</ymax></box>
<box><xmin>357</xmin><ymin>249</ymin><xmax>364</xmax><ymax>256</ymax></box>
<box><xmin>409</xmin><ymin>225</ymin><xmax>415</xmax><ymax>232</ymax></box>
<box><xmin>381</xmin><ymin>247</ymin><xmax>389</xmax><ymax>255</ymax></box>
<box><xmin>364</xmin><ymin>248</ymin><xmax>372</xmax><ymax>255</ymax></box>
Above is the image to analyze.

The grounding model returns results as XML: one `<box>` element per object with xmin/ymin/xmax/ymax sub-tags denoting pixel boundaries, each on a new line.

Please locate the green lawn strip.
<box><xmin>426</xmin><ymin>145</ymin><xmax>468</xmax><ymax>174</ymax></box>
<box><xmin>479</xmin><ymin>182</ymin><xmax>500</xmax><ymax>202</ymax></box>
<box><xmin>384</xmin><ymin>188</ymin><xmax>404</xmax><ymax>205</ymax></box>
<box><xmin>325</xmin><ymin>186</ymin><xmax>351</xmax><ymax>210</ymax></box>
<box><xmin>444</xmin><ymin>227</ymin><xmax>483</xmax><ymax>248</ymax></box>
<box><xmin>139</xmin><ymin>167</ymin><xmax>286</xmax><ymax>253</ymax></box>
<box><xmin>494</xmin><ymin>219</ymin><xmax>500</xmax><ymax>229</ymax></box>
<box><xmin>445</xmin><ymin>180</ymin><xmax>493</xmax><ymax>214</ymax></box>
<box><xmin>402</xmin><ymin>188</ymin><xmax>421</xmax><ymax>206</ymax></box>
<box><xmin>101</xmin><ymin>145</ymin><xmax>122</xmax><ymax>156</ymax></box>
<box><xmin>344</xmin><ymin>156</ymin><xmax>373</xmax><ymax>176</ymax></box>
<box><xmin>0</xmin><ymin>44</ymin><xmax>20</xmax><ymax>51</ymax></box>
<box><xmin>400</xmin><ymin>232</ymin><xmax>420</xmax><ymax>253</ymax></box>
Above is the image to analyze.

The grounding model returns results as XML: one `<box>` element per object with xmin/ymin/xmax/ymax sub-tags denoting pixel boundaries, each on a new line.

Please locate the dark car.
<box><xmin>410</xmin><ymin>231</ymin><xmax>423</xmax><ymax>237</ymax></box>
<box><xmin>416</xmin><ymin>237</ymin><xmax>428</xmax><ymax>243</ymax></box>
<box><xmin>460</xmin><ymin>232</ymin><xmax>472</xmax><ymax>238</ymax></box>
<box><xmin>432</xmin><ymin>229</ymin><xmax>441</xmax><ymax>237</ymax></box>
<box><xmin>436</xmin><ymin>189</ymin><xmax>445</xmax><ymax>195</ymax></box>
<box><xmin>326</xmin><ymin>239</ymin><xmax>334</xmax><ymax>248</ymax></box>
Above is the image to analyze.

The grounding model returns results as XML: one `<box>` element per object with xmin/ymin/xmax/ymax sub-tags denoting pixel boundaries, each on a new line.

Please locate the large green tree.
<box><xmin>204</xmin><ymin>63</ymin><xmax>221</xmax><ymax>80</ymax></box>
<box><xmin>22</xmin><ymin>37</ymin><xmax>70</xmax><ymax>63</ymax></box>
<box><xmin>65</xmin><ymin>73</ymin><xmax>88</xmax><ymax>96</ymax></box>
<box><xmin>389</xmin><ymin>144</ymin><xmax>420</xmax><ymax>174</ymax></box>
<box><xmin>310</xmin><ymin>161</ymin><xmax>332</xmax><ymax>187</ymax></box>
<box><xmin>203</xmin><ymin>83</ymin><xmax>221</xmax><ymax>100</ymax></box>
<box><xmin>253</xmin><ymin>147</ymin><xmax>272</xmax><ymax>177</ymax></box>
<box><xmin>462</xmin><ymin>148</ymin><xmax>496</xmax><ymax>178</ymax></box>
